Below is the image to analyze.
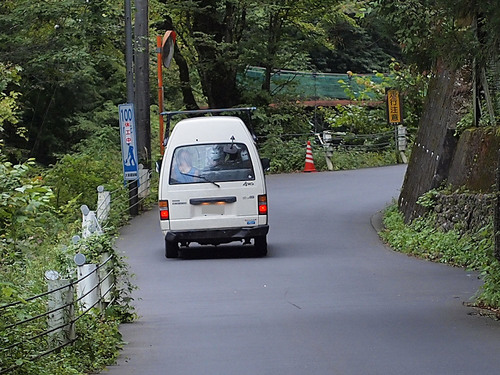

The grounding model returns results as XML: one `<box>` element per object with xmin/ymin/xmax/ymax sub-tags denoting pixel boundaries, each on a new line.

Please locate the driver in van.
<box><xmin>172</xmin><ymin>149</ymin><xmax>199</xmax><ymax>183</ymax></box>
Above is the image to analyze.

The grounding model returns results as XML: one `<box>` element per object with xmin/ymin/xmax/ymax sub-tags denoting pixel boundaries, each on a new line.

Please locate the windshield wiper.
<box><xmin>181</xmin><ymin>172</ymin><xmax>220</xmax><ymax>188</ymax></box>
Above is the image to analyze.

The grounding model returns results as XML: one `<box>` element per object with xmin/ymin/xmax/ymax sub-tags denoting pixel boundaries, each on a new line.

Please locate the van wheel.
<box><xmin>165</xmin><ymin>239</ymin><xmax>179</xmax><ymax>258</ymax></box>
<box><xmin>254</xmin><ymin>236</ymin><xmax>267</xmax><ymax>257</ymax></box>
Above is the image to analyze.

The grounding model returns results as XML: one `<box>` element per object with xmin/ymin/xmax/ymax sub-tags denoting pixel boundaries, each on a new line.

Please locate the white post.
<box><xmin>322</xmin><ymin>131</ymin><xmax>334</xmax><ymax>171</ymax></box>
<box><xmin>99</xmin><ymin>252</ymin><xmax>114</xmax><ymax>303</ymax></box>
<box><xmin>138</xmin><ymin>164</ymin><xmax>150</xmax><ymax>199</ymax></box>
<box><xmin>76</xmin><ymin>264</ymin><xmax>101</xmax><ymax>312</ymax></box>
<box><xmin>397</xmin><ymin>125</ymin><xmax>407</xmax><ymax>151</ymax></box>
<box><xmin>97</xmin><ymin>186</ymin><xmax>110</xmax><ymax>224</ymax></box>
<box><xmin>81</xmin><ymin>205</ymin><xmax>102</xmax><ymax>239</ymax></box>
<box><xmin>47</xmin><ymin>279</ymin><xmax>75</xmax><ymax>347</ymax></box>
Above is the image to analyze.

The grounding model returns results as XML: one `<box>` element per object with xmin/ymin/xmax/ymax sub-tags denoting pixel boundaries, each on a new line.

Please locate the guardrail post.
<box><xmin>97</xmin><ymin>186</ymin><xmax>110</xmax><ymax>224</ymax></box>
<box><xmin>320</xmin><ymin>131</ymin><xmax>334</xmax><ymax>171</ymax></box>
<box><xmin>47</xmin><ymin>279</ymin><xmax>75</xmax><ymax>347</ymax></box>
<box><xmin>99</xmin><ymin>252</ymin><xmax>114</xmax><ymax>304</ymax></box>
<box><xmin>76</xmin><ymin>263</ymin><xmax>101</xmax><ymax>312</ymax></box>
<box><xmin>81</xmin><ymin>205</ymin><xmax>102</xmax><ymax>239</ymax></box>
<box><xmin>138</xmin><ymin>164</ymin><xmax>150</xmax><ymax>200</ymax></box>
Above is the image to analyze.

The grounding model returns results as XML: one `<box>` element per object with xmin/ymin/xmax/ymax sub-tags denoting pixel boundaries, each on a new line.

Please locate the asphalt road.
<box><xmin>103</xmin><ymin>165</ymin><xmax>500</xmax><ymax>375</ymax></box>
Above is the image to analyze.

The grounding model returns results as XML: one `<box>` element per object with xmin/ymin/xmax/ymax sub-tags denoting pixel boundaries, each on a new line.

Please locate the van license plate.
<box><xmin>202</xmin><ymin>204</ymin><xmax>224</xmax><ymax>215</ymax></box>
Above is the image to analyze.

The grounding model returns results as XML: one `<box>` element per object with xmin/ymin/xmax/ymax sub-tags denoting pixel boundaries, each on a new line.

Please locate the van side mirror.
<box><xmin>155</xmin><ymin>159</ymin><xmax>162</xmax><ymax>173</ymax></box>
<box><xmin>261</xmin><ymin>158</ymin><xmax>270</xmax><ymax>171</ymax></box>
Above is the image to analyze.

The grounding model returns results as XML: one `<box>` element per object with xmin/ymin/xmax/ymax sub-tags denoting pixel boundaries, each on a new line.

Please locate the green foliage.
<box><xmin>259</xmin><ymin>136</ymin><xmax>308</xmax><ymax>173</ymax></box>
<box><xmin>478</xmin><ymin>258</ymin><xmax>500</xmax><ymax>308</ymax></box>
<box><xmin>455</xmin><ymin>106</ymin><xmax>475</xmax><ymax>136</ymax></box>
<box><xmin>381</xmin><ymin>203</ymin><xmax>500</xmax><ymax>309</ymax></box>
<box><xmin>338</xmin><ymin>71</ymin><xmax>392</xmax><ymax>100</ymax></box>
<box><xmin>0</xmin><ymin>120</ymin><xmax>135</xmax><ymax>374</ymax></box>
<box><xmin>388</xmin><ymin>61</ymin><xmax>430</xmax><ymax>129</ymax></box>
<box><xmin>330</xmin><ymin>149</ymin><xmax>396</xmax><ymax>169</ymax></box>
<box><xmin>321</xmin><ymin>104</ymin><xmax>388</xmax><ymax>134</ymax></box>
<box><xmin>309</xmin><ymin>1</ymin><xmax>402</xmax><ymax>73</ymax></box>
<box><xmin>372</xmin><ymin>0</ymin><xmax>500</xmax><ymax>70</ymax></box>
<box><xmin>161</xmin><ymin>0</ymin><xmax>400</xmax><ymax>109</ymax></box>
<box><xmin>253</xmin><ymin>103</ymin><xmax>397</xmax><ymax>172</ymax></box>
<box><xmin>0</xmin><ymin>63</ymin><xmax>21</xmax><ymax>129</ymax></box>
<box><xmin>4</xmin><ymin>314</ymin><xmax>124</xmax><ymax>375</ymax></box>
<box><xmin>324</xmin><ymin>61</ymin><xmax>428</xmax><ymax>134</ymax></box>
<box><xmin>0</xmin><ymin>159</ymin><xmax>55</xmax><ymax>265</ymax></box>
<box><xmin>0</xmin><ymin>0</ymin><xmax>126</xmax><ymax>163</ymax></box>
<box><xmin>416</xmin><ymin>188</ymin><xmax>439</xmax><ymax>208</ymax></box>
<box><xmin>44</xmin><ymin>152</ymin><xmax>121</xmax><ymax>213</ymax></box>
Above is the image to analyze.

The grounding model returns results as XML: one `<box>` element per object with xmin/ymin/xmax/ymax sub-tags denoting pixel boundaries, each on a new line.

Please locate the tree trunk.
<box><xmin>160</xmin><ymin>16</ymin><xmax>199</xmax><ymax>110</ymax></box>
<box><xmin>192</xmin><ymin>1</ymin><xmax>242</xmax><ymax>108</ymax></box>
<box><xmin>174</xmin><ymin>43</ymin><xmax>199</xmax><ymax>110</ymax></box>
<box><xmin>262</xmin><ymin>11</ymin><xmax>282</xmax><ymax>93</ymax></box>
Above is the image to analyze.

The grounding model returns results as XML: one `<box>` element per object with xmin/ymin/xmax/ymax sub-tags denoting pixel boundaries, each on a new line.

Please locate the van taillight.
<box><xmin>159</xmin><ymin>200</ymin><xmax>169</xmax><ymax>220</ymax></box>
<box><xmin>258</xmin><ymin>195</ymin><xmax>267</xmax><ymax>215</ymax></box>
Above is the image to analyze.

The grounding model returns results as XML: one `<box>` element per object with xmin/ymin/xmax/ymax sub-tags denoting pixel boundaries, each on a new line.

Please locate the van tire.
<box><xmin>254</xmin><ymin>236</ymin><xmax>267</xmax><ymax>257</ymax></box>
<box><xmin>165</xmin><ymin>239</ymin><xmax>179</xmax><ymax>258</ymax></box>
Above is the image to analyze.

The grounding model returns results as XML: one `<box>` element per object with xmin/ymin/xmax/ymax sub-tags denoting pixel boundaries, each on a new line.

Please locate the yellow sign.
<box><xmin>387</xmin><ymin>89</ymin><xmax>402</xmax><ymax>124</ymax></box>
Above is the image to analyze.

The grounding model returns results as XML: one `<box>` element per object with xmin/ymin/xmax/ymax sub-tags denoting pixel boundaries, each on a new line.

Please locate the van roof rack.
<box><xmin>160</xmin><ymin>107</ymin><xmax>257</xmax><ymax>146</ymax></box>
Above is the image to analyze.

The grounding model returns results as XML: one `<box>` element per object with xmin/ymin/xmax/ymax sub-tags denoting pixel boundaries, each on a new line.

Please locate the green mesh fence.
<box><xmin>242</xmin><ymin>67</ymin><xmax>386</xmax><ymax>100</ymax></box>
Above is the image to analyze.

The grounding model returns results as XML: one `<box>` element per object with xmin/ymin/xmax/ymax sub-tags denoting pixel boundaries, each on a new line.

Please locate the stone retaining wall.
<box><xmin>433</xmin><ymin>193</ymin><xmax>494</xmax><ymax>232</ymax></box>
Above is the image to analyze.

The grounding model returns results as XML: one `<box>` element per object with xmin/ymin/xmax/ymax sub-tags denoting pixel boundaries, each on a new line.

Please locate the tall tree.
<box><xmin>246</xmin><ymin>0</ymin><xmax>335</xmax><ymax>93</ymax></box>
<box><xmin>373</xmin><ymin>0</ymin><xmax>500</xmax><ymax>71</ymax></box>
<box><xmin>166</xmin><ymin>0</ymin><xmax>248</xmax><ymax>108</ymax></box>
<box><xmin>162</xmin><ymin>0</ymin><xmax>341</xmax><ymax>108</ymax></box>
<box><xmin>0</xmin><ymin>0</ymin><xmax>125</xmax><ymax>163</ymax></box>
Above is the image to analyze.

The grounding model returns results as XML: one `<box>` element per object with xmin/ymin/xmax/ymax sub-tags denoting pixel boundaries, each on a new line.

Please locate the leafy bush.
<box><xmin>0</xmin><ymin>159</ymin><xmax>57</xmax><ymax>267</ymax></box>
<box><xmin>330</xmin><ymin>149</ymin><xmax>396</xmax><ymax>170</ymax></box>
<box><xmin>44</xmin><ymin>124</ymin><xmax>123</xmax><ymax>210</ymax></box>
<box><xmin>259</xmin><ymin>135</ymin><xmax>307</xmax><ymax>173</ymax></box>
<box><xmin>0</xmin><ymin>124</ymin><xmax>135</xmax><ymax>374</ymax></box>
<box><xmin>0</xmin><ymin>63</ymin><xmax>23</xmax><ymax>142</ymax></box>
<box><xmin>321</xmin><ymin>104</ymin><xmax>388</xmax><ymax>134</ymax></box>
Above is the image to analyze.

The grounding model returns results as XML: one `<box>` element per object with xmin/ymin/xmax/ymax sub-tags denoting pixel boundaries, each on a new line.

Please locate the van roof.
<box><xmin>168</xmin><ymin>116</ymin><xmax>254</xmax><ymax>145</ymax></box>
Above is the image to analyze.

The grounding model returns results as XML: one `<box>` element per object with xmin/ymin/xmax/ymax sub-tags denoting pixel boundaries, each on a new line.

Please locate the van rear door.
<box><xmin>167</xmin><ymin>143</ymin><xmax>266</xmax><ymax>231</ymax></box>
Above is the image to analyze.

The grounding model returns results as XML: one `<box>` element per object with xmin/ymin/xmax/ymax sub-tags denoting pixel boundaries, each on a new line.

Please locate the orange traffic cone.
<box><xmin>303</xmin><ymin>141</ymin><xmax>317</xmax><ymax>172</ymax></box>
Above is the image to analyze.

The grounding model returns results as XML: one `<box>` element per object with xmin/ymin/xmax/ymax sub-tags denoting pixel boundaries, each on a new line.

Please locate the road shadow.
<box><xmin>177</xmin><ymin>244</ymin><xmax>267</xmax><ymax>260</ymax></box>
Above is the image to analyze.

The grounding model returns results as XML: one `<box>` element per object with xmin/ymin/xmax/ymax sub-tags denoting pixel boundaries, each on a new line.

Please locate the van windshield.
<box><xmin>169</xmin><ymin>143</ymin><xmax>255</xmax><ymax>185</ymax></box>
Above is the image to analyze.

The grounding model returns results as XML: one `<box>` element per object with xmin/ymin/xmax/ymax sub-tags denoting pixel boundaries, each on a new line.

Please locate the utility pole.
<box><xmin>134</xmin><ymin>0</ymin><xmax>151</xmax><ymax>169</ymax></box>
<box><xmin>125</xmin><ymin>0</ymin><xmax>133</xmax><ymax>104</ymax></box>
<box><xmin>124</xmin><ymin>0</ymin><xmax>139</xmax><ymax>216</ymax></box>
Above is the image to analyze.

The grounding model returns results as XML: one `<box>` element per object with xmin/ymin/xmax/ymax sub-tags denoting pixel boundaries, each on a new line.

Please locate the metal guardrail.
<box><xmin>0</xmin><ymin>254</ymin><xmax>115</xmax><ymax>374</ymax></box>
<box><xmin>260</xmin><ymin>130</ymin><xmax>397</xmax><ymax>151</ymax></box>
<box><xmin>0</xmin><ymin>171</ymin><xmax>151</xmax><ymax>374</ymax></box>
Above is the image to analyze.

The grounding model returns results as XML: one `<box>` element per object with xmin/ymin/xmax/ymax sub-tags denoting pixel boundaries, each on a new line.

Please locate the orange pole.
<box><xmin>157</xmin><ymin>35</ymin><xmax>165</xmax><ymax>156</ymax></box>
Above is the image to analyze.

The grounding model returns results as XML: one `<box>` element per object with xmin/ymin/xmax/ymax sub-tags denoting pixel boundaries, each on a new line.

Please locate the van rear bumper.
<box><xmin>165</xmin><ymin>225</ymin><xmax>269</xmax><ymax>245</ymax></box>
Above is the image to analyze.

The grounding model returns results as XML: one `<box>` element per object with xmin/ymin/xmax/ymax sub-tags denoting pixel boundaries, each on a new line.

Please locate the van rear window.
<box><xmin>169</xmin><ymin>143</ymin><xmax>255</xmax><ymax>184</ymax></box>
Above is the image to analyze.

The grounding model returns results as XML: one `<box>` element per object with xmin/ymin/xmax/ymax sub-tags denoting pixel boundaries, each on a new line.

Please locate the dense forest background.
<box><xmin>1</xmin><ymin>1</ymin><xmax>499</xmax><ymax>166</ymax></box>
<box><xmin>0</xmin><ymin>0</ymin><xmax>402</xmax><ymax>165</ymax></box>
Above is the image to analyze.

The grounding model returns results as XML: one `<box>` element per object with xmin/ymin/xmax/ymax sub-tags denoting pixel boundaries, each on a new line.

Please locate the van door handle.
<box><xmin>190</xmin><ymin>197</ymin><xmax>237</xmax><ymax>205</ymax></box>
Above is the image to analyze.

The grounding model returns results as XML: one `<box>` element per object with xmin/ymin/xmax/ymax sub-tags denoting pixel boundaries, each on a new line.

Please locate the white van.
<box><xmin>158</xmin><ymin>111</ymin><xmax>269</xmax><ymax>258</ymax></box>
